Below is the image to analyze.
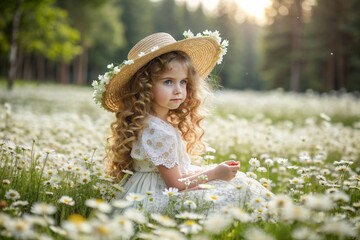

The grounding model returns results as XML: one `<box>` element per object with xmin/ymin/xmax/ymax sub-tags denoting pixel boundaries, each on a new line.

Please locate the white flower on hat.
<box><xmin>183</xmin><ymin>29</ymin><xmax>229</xmax><ymax>64</ymax></box>
<box><xmin>124</xmin><ymin>60</ymin><xmax>134</xmax><ymax>65</ymax></box>
<box><xmin>150</xmin><ymin>46</ymin><xmax>159</xmax><ymax>52</ymax></box>
<box><xmin>183</xmin><ymin>29</ymin><xmax>194</xmax><ymax>38</ymax></box>
<box><xmin>92</xmin><ymin>59</ymin><xmax>135</xmax><ymax>106</ymax></box>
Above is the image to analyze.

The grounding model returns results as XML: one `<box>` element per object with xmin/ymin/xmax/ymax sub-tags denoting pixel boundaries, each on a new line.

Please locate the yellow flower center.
<box><xmin>185</xmin><ymin>220</ymin><xmax>195</xmax><ymax>226</ymax></box>
<box><xmin>15</xmin><ymin>221</ymin><xmax>28</xmax><ymax>232</ymax></box>
<box><xmin>95</xmin><ymin>226</ymin><xmax>109</xmax><ymax>236</ymax></box>
<box><xmin>211</xmin><ymin>195</ymin><xmax>218</xmax><ymax>200</ymax></box>
<box><xmin>69</xmin><ymin>214</ymin><xmax>86</xmax><ymax>225</ymax></box>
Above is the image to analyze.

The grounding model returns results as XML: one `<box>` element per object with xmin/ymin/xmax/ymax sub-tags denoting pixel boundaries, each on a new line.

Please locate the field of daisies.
<box><xmin>0</xmin><ymin>83</ymin><xmax>359</xmax><ymax>240</ymax></box>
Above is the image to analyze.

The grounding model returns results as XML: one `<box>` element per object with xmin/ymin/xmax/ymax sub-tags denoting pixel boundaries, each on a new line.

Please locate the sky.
<box><xmin>176</xmin><ymin>0</ymin><xmax>272</xmax><ymax>24</ymax></box>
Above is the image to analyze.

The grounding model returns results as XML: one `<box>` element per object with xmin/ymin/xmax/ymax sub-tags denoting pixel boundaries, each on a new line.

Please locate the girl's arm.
<box><xmin>157</xmin><ymin>160</ymin><xmax>240</xmax><ymax>191</ymax></box>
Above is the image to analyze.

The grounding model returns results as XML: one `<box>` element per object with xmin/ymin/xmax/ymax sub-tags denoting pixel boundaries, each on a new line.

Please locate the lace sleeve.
<box><xmin>133</xmin><ymin>120</ymin><xmax>179</xmax><ymax>169</ymax></box>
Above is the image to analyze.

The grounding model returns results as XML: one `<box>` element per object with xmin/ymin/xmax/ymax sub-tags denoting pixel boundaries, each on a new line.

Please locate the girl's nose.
<box><xmin>174</xmin><ymin>84</ymin><xmax>182</xmax><ymax>94</ymax></box>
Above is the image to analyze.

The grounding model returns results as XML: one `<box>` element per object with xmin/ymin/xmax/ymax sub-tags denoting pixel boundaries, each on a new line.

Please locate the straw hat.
<box><xmin>93</xmin><ymin>30</ymin><xmax>228</xmax><ymax>112</ymax></box>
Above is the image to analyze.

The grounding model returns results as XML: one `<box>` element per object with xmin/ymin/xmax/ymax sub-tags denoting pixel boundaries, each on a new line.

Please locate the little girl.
<box><xmin>92</xmin><ymin>30</ymin><xmax>273</xmax><ymax>213</ymax></box>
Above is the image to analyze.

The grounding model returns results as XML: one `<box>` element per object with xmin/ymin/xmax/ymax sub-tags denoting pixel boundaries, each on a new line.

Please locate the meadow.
<box><xmin>0</xmin><ymin>84</ymin><xmax>359</xmax><ymax>239</ymax></box>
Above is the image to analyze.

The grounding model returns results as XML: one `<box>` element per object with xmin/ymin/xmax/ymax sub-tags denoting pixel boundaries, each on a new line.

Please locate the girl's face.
<box><xmin>151</xmin><ymin>60</ymin><xmax>188</xmax><ymax>120</ymax></box>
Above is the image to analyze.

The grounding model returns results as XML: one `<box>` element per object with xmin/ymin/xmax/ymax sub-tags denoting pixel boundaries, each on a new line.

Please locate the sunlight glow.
<box><xmin>235</xmin><ymin>0</ymin><xmax>272</xmax><ymax>23</ymax></box>
<box><xmin>176</xmin><ymin>0</ymin><xmax>272</xmax><ymax>24</ymax></box>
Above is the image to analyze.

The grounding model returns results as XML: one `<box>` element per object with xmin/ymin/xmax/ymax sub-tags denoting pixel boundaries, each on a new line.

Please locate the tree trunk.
<box><xmin>7</xmin><ymin>0</ymin><xmax>23</xmax><ymax>90</ymax></box>
<box><xmin>36</xmin><ymin>54</ymin><xmax>46</xmax><ymax>81</ymax></box>
<box><xmin>326</xmin><ymin>55</ymin><xmax>335</xmax><ymax>91</ymax></box>
<box><xmin>16</xmin><ymin>47</ymin><xmax>23</xmax><ymax>79</ymax></box>
<box><xmin>290</xmin><ymin>0</ymin><xmax>303</xmax><ymax>92</ymax></box>
<box><xmin>59</xmin><ymin>61</ymin><xmax>69</xmax><ymax>84</ymax></box>
<box><xmin>335</xmin><ymin>0</ymin><xmax>346</xmax><ymax>90</ymax></box>
<box><xmin>23</xmin><ymin>54</ymin><xmax>32</xmax><ymax>80</ymax></box>
<box><xmin>74</xmin><ymin>48</ymin><xmax>88</xmax><ymax>85</ymax></box>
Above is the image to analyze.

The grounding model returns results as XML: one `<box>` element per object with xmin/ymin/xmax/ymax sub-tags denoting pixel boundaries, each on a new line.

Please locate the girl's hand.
<box><xmin>213</xmin><ymin>161</ymin><xmax>240</xmax><ymax>181</ymax></box>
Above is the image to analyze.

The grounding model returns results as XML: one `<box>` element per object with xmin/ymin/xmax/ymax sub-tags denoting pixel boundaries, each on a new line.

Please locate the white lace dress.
<box><xmin>117</xmin><ymin>115</ymin><xmax>273</xmax><ymax>213</ymax></box>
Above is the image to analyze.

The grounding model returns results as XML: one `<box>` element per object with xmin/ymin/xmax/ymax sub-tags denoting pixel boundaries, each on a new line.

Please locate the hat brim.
<box><xmin>103</xmin><ymin>36</ymin><xmax>221</xmax><ymax>112</ymax></box>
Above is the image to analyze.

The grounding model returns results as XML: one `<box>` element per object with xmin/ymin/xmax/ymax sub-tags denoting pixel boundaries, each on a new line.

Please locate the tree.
<box><xmin>289</xmin><ymin>0</ymin><xmax>303</xmax><ymax>91</ymax></box>
<box><xmin>153</xmin><ymin>0</ymin><xmax>181</xmax><ymax>38</ymax></box>
<box><xmin>58</xmin><ymin>0</ymin><xmax>125</xmax><ymax>84</ymax></box>
<box><xmin>214</xmin><ymin>0</ymin><xmax>262</xmax><ymax>89</ymax></box>
<box><xmin>0</xmin><ymin>0</ymin><xmax>81</xmax><ymax>89</ymax></box>
<box><xmin>261</xmin><ymin>0</ymin><xmax>305</xmax><ymax>91</ymax></box>
<box><xmin>305</xmin><ymin>0</ymin><xmax>360</xmax><ymax>91</ymax></box>
<box><xmin>116</xmin><ymin>0</ymin><xmax>153</xmax><ymax>60</ymax></box>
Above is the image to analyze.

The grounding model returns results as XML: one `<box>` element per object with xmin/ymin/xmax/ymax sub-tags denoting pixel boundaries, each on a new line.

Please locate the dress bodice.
<box><xmin>130</xmin><ymin>115</ymin><xmax>192</xmax><ymax>175</ymax></box>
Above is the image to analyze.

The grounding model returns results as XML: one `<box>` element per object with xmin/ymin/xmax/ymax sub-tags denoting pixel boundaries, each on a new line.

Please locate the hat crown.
<box><xmin>128</xmin><ymin>33</ymin><xmax>176</xmax><ymax>60</ymax></box>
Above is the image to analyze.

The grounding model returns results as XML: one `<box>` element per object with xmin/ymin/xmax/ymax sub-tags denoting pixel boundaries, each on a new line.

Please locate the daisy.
<box><xmin>112</xmin><ymin>216</ymin><xmax>135</xmax><ymax>239</ymax></box>
<box><xmin>268</xmin><ymin>194</ymin><xmax>293</xmax><ymax>211</ymax></box>
<box><xmin>249</xmin><ymin>197</ymin><xmax>265</xmax><ymax>209</ymax></box>
<box><xmin>259</xmin><ymin>178</ymin><xmax>272</xmax><ymax>186</ymax></box>
<box><xmin>244</xmin><ymin>227</ymin><xmax>274</xmax><ymax>240</ymax></box>
<box><xmin>63</xmin><ymin>162</ymin><xmax>75</xmax><ymax>172</ymax></box>
<box><xmin>59</xmin><ymin>196</ymin><xmax>75</xmax><ymax>206</ymax></box>
<box><xmin>44</xmin><ymin>168</ymin><xmax>58</xmax><ymax>178</ymax></box>
<box><xmin>49</xmin><ymin>175</ymin><xmax>61</xmax><ymax>188</ymax></box>
<box><xmin>276</xmin><ymin>158</ymin><xmax>288</xmax><ymax>165</ymax></box>
<box><xmin>78</xmin><ymin>175</ymin><xmax>91</xmax><ymax>184</ymax></box>
<box><xmin>92</xmin><ymin>221</ymin><xmax>120</xmax><ymax>239</ymax></box>
<box><xmin>3</xmin><ymin>218</ymin><xmax>35</xmax><ymax>239</ymax></box>
<box><xmin>85</xmin><ymin>199</ymin><xmax>112</xmax><ymax>213</ymax></box>
<box><xmin>246</xmin><ymin>171</ymin><xmax>258</xmax><ymax>179</ymax></box>
<box><xmin>264</xmin><ymin>158</ymin><xmax>274</xmax><ymax>167</ymax></box>
<box><xmin>153</xmin><ymin>228</ymin><xmax>186</xmax><ymax>240</ymax></box>
<box><xmin>205</xmin><ymin>193</ymin><xmax>221</xmax><ymax>203</ymax></box>
<box><xmin>329</xmin><ymin>191</ymin><xmax>350</xmax><ymax>203</ymax></box>
<box><xmin>11</xmin><ymin>200</ymin><xmax>29</xmax><ymax>207</ymax></box>
<box><xmin>151</xmin><ymin>213</ymin><xmax>177</xmax><ymax>227</ymax></box>
<box><xmin>112</xmin><ymin>199</ymin><xmax>132</xmax><ymax>209</ymax></box>
<box><xmin>5</xmin><ymin>189</ymin><xmax>20</xmax><ymax>201</ymax></box>
<box><xmin>292</xmin><ymin>227</ymin><xmax>319</xmax><ymax>240</ymax></box>
<box><xmin>31</xmin><ymin>202</ymin><xmax>56</xmax><ymax>215</ymax></box>
<box><xmin>257</xmin><ymin>167</ymin><xmax>267</xmax><ymax>173</ymax></box>
<box><xmin>163</xmin><ymin>187</ymin><xmax>179</xmax><ymax>197</ymax></box>
<box><xmin>125</xmin><ymin>193</ymin><xmax>146</xmax><ymax>202</ymax></box>
<box><xmin>175</xmin><ymin>212</ymin><xmax>204</xmax><ymax>220</ymax></box>
<box><xmin>249</xmin><ymin>158</ymin><xmax>260</xmax><ymax>167</ymax></box>
<box><xmin>282</xmin><ymin>205</ymin><xmax>311</xmax><ymax>222</ymax></box>
<box><xmin>203</xmin><ymin>212</ymin><xmax>232</xmax><ymax>234</ymax></box>
<box><xmin>2</xmin><ymin>179</ymin><xmax>11</xmax><ymax>185</ymax></box>
<box><xmin>184</xmin><ymin>200</ymin><xmax>197</xmax><ymax>210</ymax></box>
<box><xmin>124</xmin><ymin>208</ymin><xmax>146</xmax><ymax>224</ymax></box>
<box><xmin>228</xmin><ymin>207</ymin><xmax>251</xmax><ymax>222</ymax></box>
<box><xmin>61</xmin><ymin>214</ymin><xmax>92</xmax><ymax>238</ymax></box>
<box><xmin>304</xmin><ymin>194</ymin><xmax>333</xmax><ymax>211</ymax></box>
<box><xmin>320</xmin><ymin>220</ymin><xmax>356</xmax><ymax>238</ymax></box>
<box><xmin>49</xmin><ymin>225</ymin><xmax>67</xmax><ymax>236</ymax></box>
<box><xmin>179</xmin><ymin>220</ymin><xmax>202</xmax><ymax>235</ymax></box>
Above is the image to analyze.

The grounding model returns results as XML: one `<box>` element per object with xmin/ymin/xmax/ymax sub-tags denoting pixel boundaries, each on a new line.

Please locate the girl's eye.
<box><xmin>164</xmin><ymin>80</ymin><xmax>172</xmax><ymax>85</ymax></box>
<box><xmin>180</xmin><ymin>79</ymin><xmax>188</xmax><ymax>85</ymax></box>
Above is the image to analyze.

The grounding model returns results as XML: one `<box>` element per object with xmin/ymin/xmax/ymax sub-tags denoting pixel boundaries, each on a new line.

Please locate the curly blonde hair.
<box><xmin>105</xmin><ymin>51</ymin><xmax>210</xmax><ymax>180</ymax></box>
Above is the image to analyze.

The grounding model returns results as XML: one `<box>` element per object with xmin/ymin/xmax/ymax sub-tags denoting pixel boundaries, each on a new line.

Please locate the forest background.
<box><xmin>0</xmin><ymin>0</ymin><xmax>359</xmax><ymax>92</ymax></box>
